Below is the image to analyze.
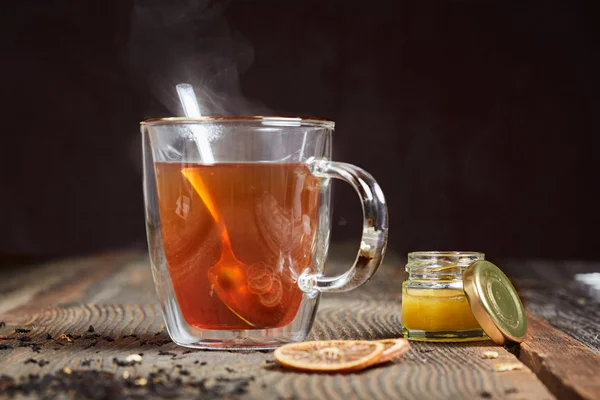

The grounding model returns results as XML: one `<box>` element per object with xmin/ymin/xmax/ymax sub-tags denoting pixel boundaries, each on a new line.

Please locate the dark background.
<box><xmin>2</xmin><ymin>0</ymin><xmax>598</xmax><ymax>264</ymax></box>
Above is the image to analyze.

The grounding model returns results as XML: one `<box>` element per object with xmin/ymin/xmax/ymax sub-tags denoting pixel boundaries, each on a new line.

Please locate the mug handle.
<box><xmin>299</xmin><ymin>159</ymin><xmax>389</xmax><ymax>293</ymax></box>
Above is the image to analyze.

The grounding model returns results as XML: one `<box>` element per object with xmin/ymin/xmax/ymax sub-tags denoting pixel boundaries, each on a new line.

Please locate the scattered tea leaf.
<box><xmin>84</xmin><ymin>333</ymin><xmax>101</xmax><ymax>339</ymax></box>
<box><xmin>15</xmin><ymin>328</ymin><xmax>31</xmax><ymax>333</ymax></box>
<box><xmin>113</xmin><ymin>357</ymin><xmax>139</xmax><ymax>367</ymax></box>
<box><xmin>0</xmin><ymin>322</ymin><xmax>5</xmax><ymax>328</ymax></box>
<box><xmin>193</xmin><ymin>376</ymin><xmax>254</xmax><ymax>397</ymax></box>
<box><xmin>16</xmin><ymin>342</ymin><xmax>41</xmax><ymax>353</ymax></box>
<box><xmin>45</xmin><ymin>333</ymin><xmax>52</xmax><ymax>340</ymax></box>
<box><xmin>122</xmin><ymin>334</ymin><xmax>138</xmax><ymax>339</ymax></box>
<box><xmin>141</xmin><ymin>338</ymin><xmax>171</xmax><ymax>347</ymax></box>
<box><xmin>0</xmin><ymin>370</ymin><xmax>126</xmax><ymax>398</ymax></box>
<box><xmin>87</xmin><ymin>325</ymin><xmax>94</xmax><ymax>333</ymax></box>
<box><xmin>83</xmin><ymin>341</ymin><xmax>98</xmax><ymax>350</ymax></box>
<box><xmin>24</xmin><ymin>359</ymin><xmax>49</xmax><ymax>367</ymax></box>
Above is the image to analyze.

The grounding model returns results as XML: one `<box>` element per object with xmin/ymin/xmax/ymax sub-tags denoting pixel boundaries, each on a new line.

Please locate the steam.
<box><xmin>128</xmin><ymin>0</ymin><xmax>269</xmax><ymax>116</ymax></box>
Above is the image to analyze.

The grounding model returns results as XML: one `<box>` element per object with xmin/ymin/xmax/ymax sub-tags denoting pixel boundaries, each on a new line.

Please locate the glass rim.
<box><xmin>140</xmin><ymin>116</ymin><xmax>335</xmax><ymax>129</ymax></box>
<box><xmin>408</xmin><ymin>251</ymin><xmax>485</xmax><ymax>258</ymax></box>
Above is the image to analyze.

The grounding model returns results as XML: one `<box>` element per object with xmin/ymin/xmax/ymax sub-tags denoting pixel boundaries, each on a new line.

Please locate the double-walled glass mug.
<box><xmin>141</xmin><ymin>117</ymin><xmax>388</xmax><ymax>349</ymax></box>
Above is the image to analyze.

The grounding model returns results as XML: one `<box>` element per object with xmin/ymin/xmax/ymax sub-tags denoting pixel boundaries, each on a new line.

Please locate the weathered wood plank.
<box><xmin>0</xmin><ymin>246</ymin><xmax>404</xmax><ymax>324</ymax></box>
<box><xmin>520</xmin><ymin>314</ymin><xmax>600</xmax><ymax>400</ymax></box>
<box><xmin>3</xmin><ymin>251</ymin><xmax>599</xmax><ymax>356</ymax></box>
<box><xmin>0</xmin><ymin>303</ymin><xmax>554</xmax><ymax>399</ymax></box>
<box><xmin>0</xmin><ymin>251</ymin><xmax>142</xmax><ymax>323</ymax></box>
<box><xmin>502</xmin><ymin>259</ymin><xmax>600</xmax><ymax>353</ymax></box>
<box><xmin>1</xmin><ymin>248</ymin><xmax>598</xmax><ymax>399</ymax></box>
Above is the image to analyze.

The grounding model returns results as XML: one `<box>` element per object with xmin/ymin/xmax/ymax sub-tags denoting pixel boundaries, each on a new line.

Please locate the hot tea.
<box><xmin>154</xmin><ymin>162</ymin><xmax>321</xmax><ymax>330</ymax></box>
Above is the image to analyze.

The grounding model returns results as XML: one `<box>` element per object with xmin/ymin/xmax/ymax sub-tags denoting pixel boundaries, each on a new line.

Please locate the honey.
<box><xmin>402</xmin><ymin>287</ymin><xmax>481</xmax><ymax>332</ymax></box>
<box><xmin>401</xmin><ymin>252</ymin><xmax>487</xmax><ymax>342</ymax></box>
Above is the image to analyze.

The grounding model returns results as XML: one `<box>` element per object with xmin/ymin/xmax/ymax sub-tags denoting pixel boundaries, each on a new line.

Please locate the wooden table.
<box><xmin>1</xmin><ymin>246</ymin><xmax>599</xmax><ymax>399</ymax></box>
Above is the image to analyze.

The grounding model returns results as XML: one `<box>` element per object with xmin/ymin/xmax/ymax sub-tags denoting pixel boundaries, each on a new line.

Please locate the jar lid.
<box><xmin>463</xmin><ymin>260</ymin><xmax>528</xmax><ymax>345</ymax></box>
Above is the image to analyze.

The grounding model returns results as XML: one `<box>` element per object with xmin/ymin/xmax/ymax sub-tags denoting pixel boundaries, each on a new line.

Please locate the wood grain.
<box><xmin>0</xmin><ymin>250</ymin><xmax>143</xmax><ymax>323</ymax></box>
<box><xmin>502</xmin><ymin>259</ymin><xmax>600</xmax><ymax>353</ymax></box>
<box><xmin>520</xmin><ymin>314</ymin><xmax>600</xmax><ymax>400</ymax></box>
<box><xmin>1</xmin><ymin>248</ymin><xmax>598</xmax><ymax>399</ymax></box>
<box><xmin>0</xmin><ymin>246</ymin><xmax>401</xmax><ymax>324</ymax></box>
<box><xmin>0</xmin><ymin>302</ymin><xmax>554</xmax><ymax>399</ymax></box>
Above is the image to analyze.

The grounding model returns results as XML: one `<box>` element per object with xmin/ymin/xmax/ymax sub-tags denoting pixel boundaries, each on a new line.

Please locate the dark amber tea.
<box><xmin>154</xmin><ymin>162</ymin><xmax>321</xmax><ymax>330</ymax></box>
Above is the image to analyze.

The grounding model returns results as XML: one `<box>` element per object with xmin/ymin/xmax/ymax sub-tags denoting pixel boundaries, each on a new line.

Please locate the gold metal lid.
<box><xmin>463</xmin><ymin>260</ymin><xmax>528</xmax><ymax>345</ymax></box>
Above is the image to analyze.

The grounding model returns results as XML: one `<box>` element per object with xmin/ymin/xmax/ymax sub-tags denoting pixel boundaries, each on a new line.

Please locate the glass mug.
<box><xmin>141</xmin><ymin>117</ymin><xmax>388</xmax><ymax>349</ymax></box>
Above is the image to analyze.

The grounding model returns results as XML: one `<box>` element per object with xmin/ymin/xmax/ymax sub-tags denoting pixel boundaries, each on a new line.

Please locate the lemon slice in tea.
<box><xmin>274</xmin><ymin>340</ymin><xmax>385</xmax><ymax>372</ymax></box>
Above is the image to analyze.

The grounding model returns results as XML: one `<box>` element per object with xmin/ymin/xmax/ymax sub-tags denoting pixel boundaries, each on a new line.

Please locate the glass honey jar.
<box><xmin>402</xmin><ymin>251</ymin><xmax>487</xmax><ymax>342</ymax></box>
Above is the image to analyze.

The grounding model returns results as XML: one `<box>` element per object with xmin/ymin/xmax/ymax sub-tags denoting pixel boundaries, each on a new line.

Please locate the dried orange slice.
<box><xmin>375</xmin><ymin>339</ymin><xmax>411</xmax><ymax>364</ymax></box>
<box><xmin>274</xmin><ymin>340</ymin><xmax>385</xmax><ymax>372</ymax></box>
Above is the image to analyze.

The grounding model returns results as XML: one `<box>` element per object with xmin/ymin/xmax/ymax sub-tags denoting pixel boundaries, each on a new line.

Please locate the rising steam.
<box><xmin>127</xmin><ymin>0</ymin><xmax>268</xmax><ymax>116</ymax></box>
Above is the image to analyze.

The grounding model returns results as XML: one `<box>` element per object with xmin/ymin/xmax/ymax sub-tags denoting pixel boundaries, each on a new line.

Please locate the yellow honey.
<box><xmin>402</xmin><ymin>285</ymin><xmax>481</xmax><ymax>332</ymax></box>
<box><xmin>401</xmin><ymin>251</ymin><xmax>487</xmax><ymax>342</ymax></box>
